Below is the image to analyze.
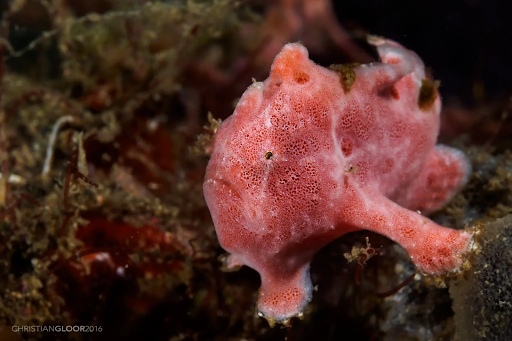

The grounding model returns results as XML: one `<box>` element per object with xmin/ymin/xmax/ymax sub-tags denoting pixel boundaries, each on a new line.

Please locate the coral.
<box><xmin>204</xmin><ymin>37</ymin><xmax>474</xmax><ymax>324</ymax></box>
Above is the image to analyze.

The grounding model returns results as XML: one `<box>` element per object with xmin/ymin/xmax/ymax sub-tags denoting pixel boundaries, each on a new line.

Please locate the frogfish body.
<box><xmin>203</xmin><ymin>36</ymin><xmax>473</xmax><ymax>324</ymax></box>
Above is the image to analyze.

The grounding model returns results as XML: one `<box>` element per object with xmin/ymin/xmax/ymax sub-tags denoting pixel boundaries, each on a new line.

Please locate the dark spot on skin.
<box><xmin>391</xmin><ymin>86</ymin><xmax>400</xmax><ymax>100</ymax></box>
<box><xmin>378</xmin><ymin>85</ymin><xmax>400</xmax><ymax>100</ymax></box>
<box><xmin>294</xmin><ymin>72</ymin><xmax>310</xmax><ymax>84</ymax></box>
<box><xmin>341</xmin><ymin>139</ymin><xmax>353</xmax><ymax>157</ymax></box>
<box><xmin>329</xmin><ymin>63</ymin><xmax>360</xmax><ymax>93</ymax></box>
<box><xmin>265</xmin><ymin>151</ymin><xmax>273</xmax><ymax>160</ymax></box>
<box><xmin>418</xmin><ymin>78</ymin><xmax>440</xmax><ymax>111</ymax></box>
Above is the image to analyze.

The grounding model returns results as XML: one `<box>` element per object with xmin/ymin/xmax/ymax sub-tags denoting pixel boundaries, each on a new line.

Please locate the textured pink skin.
<box><xmin>203</xmin><ymin>37</ymin><xmax>473</xmax><ymax>322</ymax></box>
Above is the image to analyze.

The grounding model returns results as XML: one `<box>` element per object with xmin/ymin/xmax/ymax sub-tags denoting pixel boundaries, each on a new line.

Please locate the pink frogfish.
<box><xmin>203</xmin><ymin>36</ymin><xmax>474</xmax><ymax>325</ymax></box>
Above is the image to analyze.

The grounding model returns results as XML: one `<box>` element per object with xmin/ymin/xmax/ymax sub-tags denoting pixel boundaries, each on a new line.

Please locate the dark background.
<box><xmin>334</xmin><ymin>0</ymin><xmax>512</xmax><ymax>106</ymax></box>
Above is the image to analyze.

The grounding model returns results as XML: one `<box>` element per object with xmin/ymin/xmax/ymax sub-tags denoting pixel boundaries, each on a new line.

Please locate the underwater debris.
<box><xmin>0</xmin><ymin>1</ymin><xmax>264</xmax><ymax>340</ymax></box>
<box><xmin>450</xmin><ymin>214</ymin><xmax>512</xmax><ymax>341</ymax></box>
<box><xmin>191</xmin><ymin>112</ymin><xmax>222</xmax><ymax>156</ymax></box>
<box><xmin>41</xmin><ymin>115</ymin><xmax>75</xmax><ymax>178</ymax></box>
<box><xmin>343</xmin><ymin>237</ymin><xmax>381</xmax><ymax>286</ymax></box>
<box><xmin>432</xmin><ymin>147</ymin><xmax>512</xmax><ymax>227</ymax></box>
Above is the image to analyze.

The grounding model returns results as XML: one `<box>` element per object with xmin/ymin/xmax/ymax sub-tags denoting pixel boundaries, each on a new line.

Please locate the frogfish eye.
<box><xmin>265</xmin><ymin>151</ymin><xmax>273</xmax><ymax>160</ymax></box>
